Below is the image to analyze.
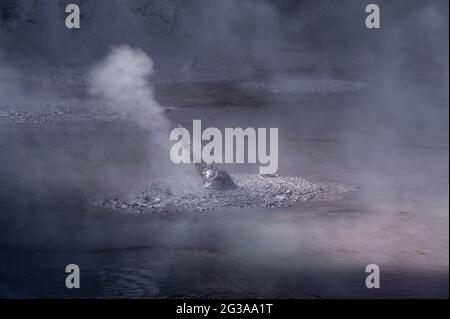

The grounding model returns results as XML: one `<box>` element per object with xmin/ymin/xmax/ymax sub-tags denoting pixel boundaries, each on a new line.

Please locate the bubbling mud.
<box><xmin>94</xmin><ymin>173</ymin><xmax>350</xmax><ymax>214</ymax></box>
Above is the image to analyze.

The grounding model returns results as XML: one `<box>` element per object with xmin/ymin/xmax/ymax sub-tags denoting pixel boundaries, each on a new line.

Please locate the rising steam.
<box><xmin>88</xmin><ymin>45</ymin><xmax>171</xmax><ymax>176</ymax></box>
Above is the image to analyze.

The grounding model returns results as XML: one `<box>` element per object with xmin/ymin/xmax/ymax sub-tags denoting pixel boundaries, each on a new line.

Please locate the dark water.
<box><xmin>0</xmin><ymin>80</ymin><xmax>448</xmax><ymax>298</ymax></box>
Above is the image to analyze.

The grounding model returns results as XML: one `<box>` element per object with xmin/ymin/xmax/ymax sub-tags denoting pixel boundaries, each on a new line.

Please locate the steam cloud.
<box><xmin>88</xmin><ymin>45</ymin><xmax>171</xmax><ymax>176</ymax></box>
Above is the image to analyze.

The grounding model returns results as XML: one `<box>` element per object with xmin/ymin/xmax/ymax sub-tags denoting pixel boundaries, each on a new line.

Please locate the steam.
<box><xmin>88</xmin><ymin>45</ymin><xmax>171</xmax><ymax>176</ymax></box>
<box><xmin>0</xmin><ymin>1</ymin><xmax>447</xmax><ymax>297</ymax></box>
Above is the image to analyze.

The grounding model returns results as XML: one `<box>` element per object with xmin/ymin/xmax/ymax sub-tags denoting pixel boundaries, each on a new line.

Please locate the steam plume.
<box><xmin>88</xmin><ymin>45</ymin><xmax>170</xmax><ymax>176</ymax></box>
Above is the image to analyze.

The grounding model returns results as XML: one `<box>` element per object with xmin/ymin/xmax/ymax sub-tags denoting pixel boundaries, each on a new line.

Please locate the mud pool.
<box><xmin>0</xmin><ymin>64</ymin><xmax>448</xmax><ymax>298</ymax></box>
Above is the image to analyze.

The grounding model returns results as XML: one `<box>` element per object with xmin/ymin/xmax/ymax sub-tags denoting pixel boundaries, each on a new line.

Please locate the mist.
<box><xmin>88</xmin><ymin>45</ymin><xmax>173</xmax><ymax>177</ymax></box>
<box><xmin>0</xmin><ymin>0</ymin><xmax>448</xmax><ymax>298</ymax></box>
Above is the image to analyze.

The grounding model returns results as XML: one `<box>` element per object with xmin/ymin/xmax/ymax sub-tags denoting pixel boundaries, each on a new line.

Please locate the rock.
<box><xmin>195</xmin><ymin>163</ymin><xmax>237</xmax><ymax>191</ymax></box>
<box><xmin>261</xmin><ymin>173</ymin><xmax>278</xmax><ymax>178</ymax></box>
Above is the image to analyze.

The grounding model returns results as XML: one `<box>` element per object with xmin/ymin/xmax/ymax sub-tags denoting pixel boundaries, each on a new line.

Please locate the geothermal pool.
<box><xmin>0</xmin><ymin>66</ymin><xmax>448</xmax><ymax>298</ymax></box>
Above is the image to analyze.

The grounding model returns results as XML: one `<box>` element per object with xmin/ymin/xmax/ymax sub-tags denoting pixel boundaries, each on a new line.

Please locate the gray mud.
<box><xmin>94</xmin><ymin>174</ymin><xmax>348</xmax><ymax>214</ymax></box>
